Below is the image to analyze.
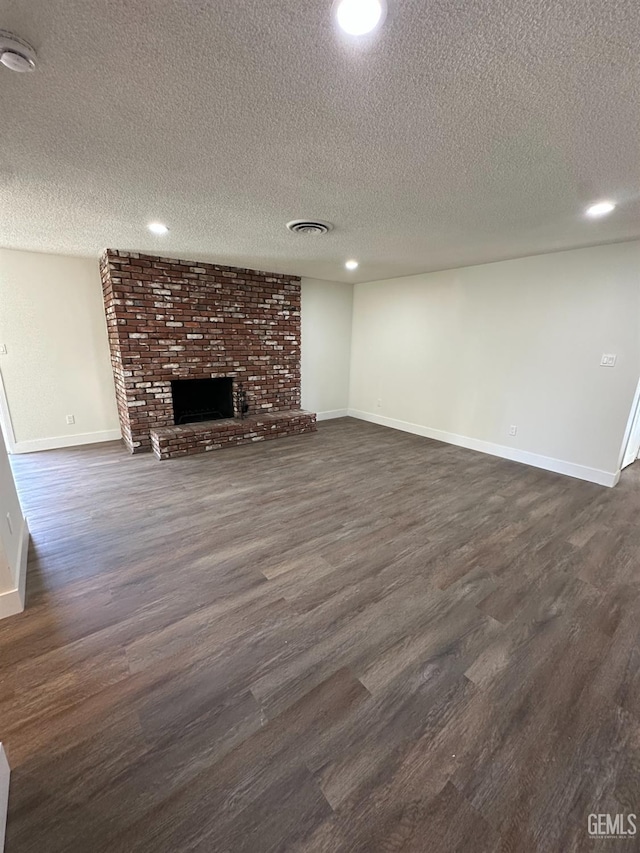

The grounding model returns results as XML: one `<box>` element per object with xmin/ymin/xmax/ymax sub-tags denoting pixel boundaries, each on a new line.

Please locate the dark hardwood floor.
<box><xmin>1</xmin><ymin>418</ymin><xmax>639</xmax><ymax>852</ymax></box>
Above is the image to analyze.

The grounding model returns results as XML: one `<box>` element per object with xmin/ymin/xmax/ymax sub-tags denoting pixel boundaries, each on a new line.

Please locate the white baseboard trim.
<box><xmin>0</xmin><ymin>745</ymin><xmax>9</xmax><ymax>853</ymax></box>
<box><xmin>316</xmin><ymin>409</ymin><xmax>349</xmax><ymax>421</ymax></box>
<box><xmin>11</xmin><ymin>429</ymin><xmax>122</xmax><ymax>455</ymax></box>
<box><xmin>347</xmin><ymin>409</ymin><xmax>619</xmax><ymax>488</ymax></box>
<box><xmin>0</xmin><ymin>519</ymin><xmax>29</xmax><ymax>620</ymax></box>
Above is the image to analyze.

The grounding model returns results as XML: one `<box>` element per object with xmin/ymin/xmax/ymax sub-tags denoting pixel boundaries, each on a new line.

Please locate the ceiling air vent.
<box><xmin>0</xmin><ymin>30</ymin><xmax>37</xmax><ymax>72</ymax></box>
<box><xmin>286</xmin><ymin>219</ymin><xmax>333</xmax><ymax>235</ymax></box>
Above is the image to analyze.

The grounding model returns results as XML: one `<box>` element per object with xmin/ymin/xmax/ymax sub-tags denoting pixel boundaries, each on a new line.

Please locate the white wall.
<box><xmin>349</xmin><ymin>242</ymin><xmax>640</xmax><ymax>485</ymax></box>
<box><xmin>301</xmin><ymin>278</ymin><xmax>353</xmax><ymax>418</ymax></box>
<box><xmin>0</xmin><ymin>249</ymin><xmax>120</xmax><ymax>452</ymax></box>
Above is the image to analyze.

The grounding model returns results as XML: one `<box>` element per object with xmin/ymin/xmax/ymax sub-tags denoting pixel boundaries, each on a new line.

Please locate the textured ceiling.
<box><xmin>0</xmin><ymin>0</ymin><xmax>639</xmax><ymax>283</ymax></box>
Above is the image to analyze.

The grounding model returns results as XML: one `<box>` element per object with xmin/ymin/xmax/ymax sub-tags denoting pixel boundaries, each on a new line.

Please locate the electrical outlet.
<box><xmin>376</xmin><ymin>398</ymin><xmax>382</xmax><ymax>408</ymax></box>
<box><xmin>6</xmin><ymin>513</ymin><xmax>13</xmax><ymax>535</ymax></box>
<box><xmin>0</xmin><ymin>344</ymin><xmax>7</xmax><ymax>355</ymax></box>
<box><xmin>509</xmin><ymin>425</ymin><xmax>518</xmax><ymax>436</ymax></box>
<box><xmin>600</xmin><ymin>353</ymin><xmax>617</xmax><ymax>367</ymax></box>
<box><xmin>66</xmin><ymin>414</ymin><xmax>75</xmax><ymax>425</ymax></box>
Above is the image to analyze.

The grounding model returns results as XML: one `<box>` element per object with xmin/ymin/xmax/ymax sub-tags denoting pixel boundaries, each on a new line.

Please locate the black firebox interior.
<box><xmin>171</xmin><ymin>378</ymin><xmax>234</xmax><ymax>425</ymax></box>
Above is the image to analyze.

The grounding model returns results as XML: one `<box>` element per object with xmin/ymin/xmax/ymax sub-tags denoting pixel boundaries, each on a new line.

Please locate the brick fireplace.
<box><xmin>100</xmin><ymin>250</ymin><xmax>316</xmax><ymax>459</ymax></box>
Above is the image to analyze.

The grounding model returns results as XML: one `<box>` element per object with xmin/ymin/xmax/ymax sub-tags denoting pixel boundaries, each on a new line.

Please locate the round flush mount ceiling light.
<box><xmin>334</xmin><ymin>0</ymin><xmax>386</xmax><ymax>35</ymax></box>
<box><xmin>286</xmin><ymin>219</ymin><xmax>333</xmax><ymax>235</ymax></box>
<box><xmin>148</xmin><ymin>222</ymin><xmax>169</xmax><ymax>235</ymax></box>
<box><xmin>586</xmin><ymin>201</ymin><xmax>616</xmax><ymax>218</ymax></box>
<box><xmin>345</xmin><ymin>259</ymin><xmax>359</xmax><ymax>270</ymax></box>
<box><xmin>0</xmin><ymin>30</ymin><xmax>37</xmax><ymax>72</ymax></box>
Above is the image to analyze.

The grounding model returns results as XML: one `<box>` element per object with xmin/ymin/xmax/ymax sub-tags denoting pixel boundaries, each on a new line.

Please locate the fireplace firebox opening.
<box><xmin>171</xmin><ymin>378</ymin><xmax>234</xmax><ymax>425</ymax></box>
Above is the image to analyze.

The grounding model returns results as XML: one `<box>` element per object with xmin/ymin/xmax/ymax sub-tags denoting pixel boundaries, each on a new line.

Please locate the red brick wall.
<box><xmin>100</xmin><ymin>250</ymin><xmax>303</xmax><ymax>453</ymax></box>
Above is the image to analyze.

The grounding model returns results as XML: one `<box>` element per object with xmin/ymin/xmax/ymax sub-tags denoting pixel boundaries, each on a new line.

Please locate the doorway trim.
<box><xmin>618</xmin><ymin>377</ymin><xmax>640</xmax><ymax>471</ymax></box>
<box><xmin>0</xmin><ymin>369</ymin><xmax>16</xmax><ymax>454</ymax></box>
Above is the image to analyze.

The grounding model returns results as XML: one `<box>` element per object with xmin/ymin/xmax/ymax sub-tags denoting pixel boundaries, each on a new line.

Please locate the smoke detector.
<box><xmin>286</xmin><ymin>219</ymin><xmax>333</xmax><ymax>235</ymax></box>
<box><xmin>0</xmin><ymin>31</ymin><xmax>37</xmax><ymax>72</ymax></box>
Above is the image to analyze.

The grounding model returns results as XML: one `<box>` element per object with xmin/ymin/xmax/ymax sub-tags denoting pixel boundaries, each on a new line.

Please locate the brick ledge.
<box><xmin>150</xmin><ymin>409</ymin><xmax>316</xmax><ymax>460</ymax></box>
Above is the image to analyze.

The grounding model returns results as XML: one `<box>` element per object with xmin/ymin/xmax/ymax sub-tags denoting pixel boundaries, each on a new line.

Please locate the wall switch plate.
<box><xmin>600</xmin><ymin>354</ymin><xmax>617</xmax><ymax>367</ymax></box>
<box><xmin>0</xmin><ymin>344</ymin><xmax>6</xmax><ymax>355</ymax></box>
<box><xmin>66</xmin><ymin>414</ymin><xmax>75</xmax><ymax>424</ymax></box>
<box><xmin>509</xmin><ymin>425</ymin><xmax>518</xmax><ymax>436</ymax></box>
<box><xmin>6</xmin><ymin>513</ymin><xmax>13</xmax><ymax>535</ymax></box>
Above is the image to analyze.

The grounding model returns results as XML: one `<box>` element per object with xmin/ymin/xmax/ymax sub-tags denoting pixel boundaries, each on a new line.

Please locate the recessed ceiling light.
<box><xmin>148</xmin><ymin>222</ymin><xmax>169</xmax><ymax>235</ymax></box>
<box><xmin>345</xmin><ymin>259</ymin><xmax>359</xmax><ymax>270</ymax></box>
<box><xmin>586</xmin><ymin>201</ymin><xmax>616</xmax><ymax>218</ymax></box>
<box><xmin>334</xmin><ymin>0</ymin><xmax>386</xmax><ymax>35</ymax></box>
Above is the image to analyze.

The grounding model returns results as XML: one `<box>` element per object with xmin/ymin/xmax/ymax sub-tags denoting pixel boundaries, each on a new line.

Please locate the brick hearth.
<box><xmin>150</xmin><ymin>410</ymin><xmax>316</xmax><ymax>460</ymax></box>
<box><xmin>100</xmin><ymin>250</ymin><xmax>316</xmax><ymax>457</ymax></box>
